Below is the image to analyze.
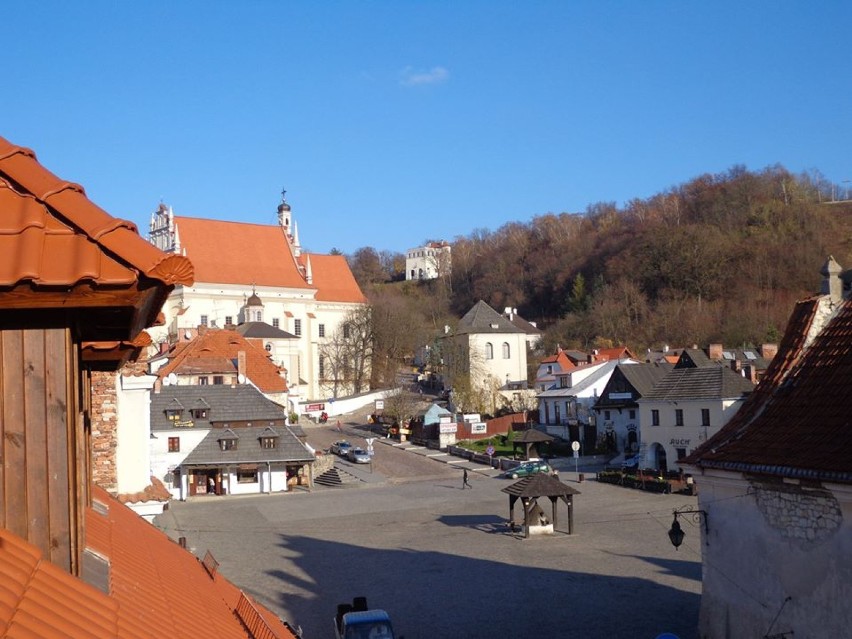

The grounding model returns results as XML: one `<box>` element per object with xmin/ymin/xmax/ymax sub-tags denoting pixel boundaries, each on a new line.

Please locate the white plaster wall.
<box><xmin>155</xmin><ymin>283</ymin><xmax>363</xmax><ymax>400</ymax></box>
<box><xmin>691</xmin><ymin>470</ymin><xmax>852</xmax><ymax>638</ymax></box>
<box><xmin>116</xmin><ymin>373</ymin><xmax>159</xmax><ymax>494</ymax></box>
<box><xmin>150</xmin><ymin>428</ymin><xmax>211</xmax><ymax>497</ymax></box>
<box><xmin>467</xmin><ymin>332</ymin><xmax>527</xmax><ymax>389</ymax></box>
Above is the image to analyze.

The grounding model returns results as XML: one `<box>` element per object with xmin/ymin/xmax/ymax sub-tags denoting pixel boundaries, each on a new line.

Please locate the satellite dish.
<box><xmin>168</xmin><ymin>373</ymin><xmax>178</xmax><ymax>385</ymax></box>
<box><xmin>237</xmin><ymin>374</ymin><xmax>246</xmax><ymax>384</ymax></box>
<box><xmin>184</xmin><ymin>330</ymin><xmax>192</xmax><ymax>340</ymax></box>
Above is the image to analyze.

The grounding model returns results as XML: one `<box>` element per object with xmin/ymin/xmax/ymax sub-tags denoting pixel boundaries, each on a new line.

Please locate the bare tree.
<box><xmin>318</xmin><ymin>306</ymin><xmax>373</xmax><ymax>397</ymax></box>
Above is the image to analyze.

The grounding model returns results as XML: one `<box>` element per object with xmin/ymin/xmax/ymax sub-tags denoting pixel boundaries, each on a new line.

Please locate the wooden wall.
<box><xmin>0</xmin><ymin>327</ymin><xmax>81</xmax><ymax>573</ymax></box>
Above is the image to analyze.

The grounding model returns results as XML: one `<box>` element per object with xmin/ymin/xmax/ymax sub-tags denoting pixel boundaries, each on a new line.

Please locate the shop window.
<box><xmin>237</xmin><ymin>470</ymin><xmax>258</xmax><ymax>484</ymax></box>
<box><xmin>168</xmin><ymin>437</ymin><xmax>180</xmax><ymax>452</ymax></box>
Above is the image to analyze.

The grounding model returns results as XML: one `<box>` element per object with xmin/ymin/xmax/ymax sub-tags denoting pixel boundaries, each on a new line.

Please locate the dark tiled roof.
<box><xmin>501</xmin><ymin>473</ymin><xmax>581</xmax><ymax>497</ymax></box>
<box><xmin>686</xmin><ymin>296</ymin><xmax>852</xmax><ymax>482</ymax></box>
<box><xmin>642</xmin><ymin>366</ymin><xmax>754</xmax><ymax>401</ymax></box>
<box><xmin>675</xmin><ymin>349</ymin><xmax>713</xmax><ymax>368</ymax></box>
<box><xmin>180</xmin><ymin>425</ymin><xmax>313</xmax><ymax>466</ymax></box>
<box><xmin>235</xmin><ymin>321</ymin><xmax>297</xmax><ymax>339</ymax></box>
<box><xmin>151</xmin><ymin>385</ymin><xmax>289</xmax><ymax>430</ymax></box>
<box><xmin>595</xmin><ymin>363</ymin><xmax>672</xmax><ymax>408</ymax></box>
<box><xmin>455</xmin><ymin>300</ymin><xmax>525</xmax><ymax>335</ymax></box>
<box><xmin>507</xmin><ymin>314</ymin><xmax>543</xmax><ymax>335</ymax></box>
<box><xmin>513</xmin><ymin>429</ymin><xmax>555</xmax><ymax>443</ymax></box>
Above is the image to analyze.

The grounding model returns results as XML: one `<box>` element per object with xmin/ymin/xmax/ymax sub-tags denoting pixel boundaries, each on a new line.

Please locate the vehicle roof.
<box><xmin>343</xmin><ymin>609</ymin><xmax>392</xmax><ymax>624</ymax></box>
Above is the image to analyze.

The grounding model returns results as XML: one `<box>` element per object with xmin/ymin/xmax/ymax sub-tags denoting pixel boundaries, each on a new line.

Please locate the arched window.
<box><xmin>255</xmin><ymin>310</ymin><xmax>262</xmax><ymax>322</ymax></box>
<box><xmin>502</xmin><ymin>342</ymin><xmax>510</xmax><ymax>359</ymax></box>
<box><xmin>485</xmin><ymin>342</ymin><xmax>494</xmax><ymax>360</ymax></box>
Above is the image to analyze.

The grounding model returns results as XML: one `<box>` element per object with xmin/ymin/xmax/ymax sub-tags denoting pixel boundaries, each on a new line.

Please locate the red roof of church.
<box><xmin>173</xmin><ymin>216</ymin><xmax>365</xmax><ymax>303</ymax></box>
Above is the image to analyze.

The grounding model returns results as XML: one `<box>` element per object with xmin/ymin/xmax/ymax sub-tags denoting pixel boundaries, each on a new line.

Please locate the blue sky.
<box><xmin>5</xmin><ymin>2</ymin><xmax>852</xmax><ymax>255</ymax></box>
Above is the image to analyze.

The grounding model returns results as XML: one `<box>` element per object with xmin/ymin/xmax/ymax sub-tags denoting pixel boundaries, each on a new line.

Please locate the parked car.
<box><xmin>331</xmin><ymin>440</ymin><xmax>352</xmax><ymax>457</ymax></box>
<box><xmin>503</xmin><ymin>460</ymin><xmax>552</xmax><ymax>479</ymax></box>
<box><xmin>347</xmin><ymin>447</ymin><xmax>371</xmax><ymax>464</ymax></box>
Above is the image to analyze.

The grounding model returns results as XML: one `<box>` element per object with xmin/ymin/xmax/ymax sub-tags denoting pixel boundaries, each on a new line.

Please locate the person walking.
<box><xmin>462</xmin><ymin>468</ymin><xmax>472</xmax><ymax>489</ymax></box>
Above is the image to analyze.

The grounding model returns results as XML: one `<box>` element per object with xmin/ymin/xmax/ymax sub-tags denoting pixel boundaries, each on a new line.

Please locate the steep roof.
<box><xmin>455</xmin><ymin>300</ymin><xmax>524</xmax><ymax>335</ymax></box>
<box><xmin>0</xmin><ymin>486</ymin><xmax>297</xmax><ymax>638</ymax></box>
<box><xmin>0</xmin><ymin>137</ymin><xmax>193</xmax><ymax>350</ymax></box>
<box><xmin>151</xmin><ymin>385</ymin><xmax>290</xmax><ymax>430</ymax></box>
<box><xmin>235</xmin><ymin>321</ymin><xmax>297</xmax><ymax>340</ymax></box>
<box><xmin>594</xmin><ymin>362</ymin><xmax>673</xmax><ymax>409</ymax></box>
<box><xmin>173</xmin><ymin>216</ymin><xmax>365</xmax><ymax>303</ymax></box>
<box><xmin>641</xmin><ymin>365</ymin><xmax>755</xmax><ymax>401</ymax></box>
<box><xmin>158</xmin><ymin>329</ymin><xmax>288</xmax><ymax>393</ymax></box>
<box><xmin>685</xmin><ymin>296</ymin><xmax>852</xmax><ymax>483</ymax></box>
<box><xmin>180</xmin><ymin>425</ymin><xmax>314</xmax><ymax>466</ymax></box>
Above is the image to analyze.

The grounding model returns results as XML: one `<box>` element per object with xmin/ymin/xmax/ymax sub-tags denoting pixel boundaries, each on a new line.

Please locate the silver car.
<box><xmin>347</xmin><ymin>447</ymin><xmax>371</xmax><ymax>464</ymax></box>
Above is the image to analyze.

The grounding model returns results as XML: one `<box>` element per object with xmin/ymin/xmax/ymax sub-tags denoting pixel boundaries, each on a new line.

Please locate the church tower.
<box><xmin>278</xmin><ymin>190</ymin><xmax>302</xmax><ymax>258</ymax></box>
<box><xmin>149</xmin><ymin>202</ymin><xmax>180</xmax><ymax>253</ymax></box>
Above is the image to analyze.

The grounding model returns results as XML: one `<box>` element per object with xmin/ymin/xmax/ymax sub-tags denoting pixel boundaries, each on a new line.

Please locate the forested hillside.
<box><xmin>349</xmin><ymin>165</ymin><xmax>852</xmax><ymax>381</ymax></box>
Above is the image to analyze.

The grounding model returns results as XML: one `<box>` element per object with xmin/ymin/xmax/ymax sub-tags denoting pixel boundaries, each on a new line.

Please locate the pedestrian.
<box><xmin>462</xmin><ymin>468</ymin><xmax>471</xmax><ymax>489</ymax></box>
<box><xmin>336</xmin><ymin>420</ymin><xmax>342</xmax><ymax>433</ymax></box>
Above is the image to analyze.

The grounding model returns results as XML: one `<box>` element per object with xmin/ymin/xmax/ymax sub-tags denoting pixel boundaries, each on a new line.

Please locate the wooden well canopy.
<box><xmin>512</xmin><ymin>428</ymin><xmax>554</xmax><ymax>460</ymax></box>
<box><xmin>501</xmin><ymin>473</ymin><xmax>581</xmax><ymax>538</ymax></box>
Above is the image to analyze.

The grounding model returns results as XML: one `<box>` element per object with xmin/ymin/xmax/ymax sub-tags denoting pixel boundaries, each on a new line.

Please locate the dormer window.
<box><xmin>191</xmin><ymin>408</ymin><xmax>208</xmax><ymax>419</ymax></box>
<box><xmin>166</xmin><ymin>408</ymin><xmax>183</xmax><ymax>421</ymax></box>
<box><xmin>219</xmin><ymin>428</ymin><xmax>239</xmax><ymax>451</ymax></box>
<box><xmin>260</xmin><ymin>426</ymin><xmax>279</xmax><ymax>449</ymax></box>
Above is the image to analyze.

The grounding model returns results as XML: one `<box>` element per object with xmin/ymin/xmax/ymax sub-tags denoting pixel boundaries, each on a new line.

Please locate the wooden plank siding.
<box><xmin>0</xmin><ymin>327</ymin><xmax>76</xmax><ymax>573</ymax></box>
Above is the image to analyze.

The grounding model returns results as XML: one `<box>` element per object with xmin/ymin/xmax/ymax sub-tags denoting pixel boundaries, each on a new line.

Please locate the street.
<box><xmin>154</xmin><ymin>419</ymin><xmax>701</xmax><ymax>639</ymax></box>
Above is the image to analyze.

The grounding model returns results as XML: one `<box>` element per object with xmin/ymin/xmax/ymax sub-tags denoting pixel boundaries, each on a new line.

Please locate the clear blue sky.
<box><xmin>5</xmin><ymin>2</ymin><xmax>851</xmax><ymax>255</ymax></box>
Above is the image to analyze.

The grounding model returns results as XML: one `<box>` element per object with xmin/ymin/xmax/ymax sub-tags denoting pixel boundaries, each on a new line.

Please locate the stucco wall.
<box><xmin>695</xmin><ymin>470</ymin><xmax>852</xmax><ymax>638</ymax></box>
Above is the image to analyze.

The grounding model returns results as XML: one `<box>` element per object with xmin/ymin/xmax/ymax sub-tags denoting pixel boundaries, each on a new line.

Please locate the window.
<box><xmin>198</xmin><ymin>376</ymin><xmax>208</xmax><ymax>385</ymax></box>
<box><xmin>200</xmin><ymin>314</ymin><xmax>208</xmax><ymax>327</ymax></box>
<box><xmin>294</xmin><ymin>319</ymin><xmax>302</xmax><ymax>336</ymax></box>
<box><xmin>255</xmin><ymin>310</ymin><xmax>262</xmax><ymax>322</ymax></box>
<box><xmin>237</xmin><ymin>470</ymin><xmax>258</xmax><ymax>483</ymax></box>
<box><xmin>166</xmin><ymin>409</ymin><xmax>182</xmax><ymax>422</ymax></box>
<box><xmin>265</xmin><ymin>343</ymin><xmax>272</xmax><ymax>352</ymax></box>
<box><xmin>272</xmin><ymin>318</ymin><xmax>280</xmax><ymax>328</ymax></box>
<box><xmin>559</xmin><ymin>376</ymin><xmax>568</xmax><ymax>388</ymax></box>
<box><xmin>676</xmin><ymin>447</ymin><xmax>687</xmax><ymax>460</ymax></box>
<box><xmin>502</xmin><ymin>342</ymin><xmax>510</xmax><ymax>359</ymax></box>
<box><xmin>554</xmin><ymin>403</ymin><xmax>561</xmax><ymax>424</ymax></box>
<box><xmin>604</xmin><ymin>410</ymin><xmax>611</xmax><ymax>420</ymax></box>
<box><xmin>343</xmin><ymin>323</ymin><xmax>351</xmax><ymax>339</ymax></box>
<box><xmin>701</xmin><ymin>408</ymin><xmax>710</xmax><ymax>426</ymax></box>
<box><xmin>651</xmin><ymin>409</ymin><xmax>660</xmax><ymax>426</ymax></box>
<box><xmin>675</xmin><ymin>409</ymin><xmax>684</xmax><ymax>426</ymax></box>
<box><xmin>225</xmin><ymin>315</ymin><xmax>233</xmax><ymax>326</ymax></box>
<box><xmin>220</xmin><ymin>438</ymin><xmax>237</xmax><ymax>451</ymax></box>
<box><xmin>319</xmin><ymin>355</ymin><xmax>325</xmax><ymax>379</ymax></box>
<box><xmin>629</xmin><ymin>409</ymin><xmax>636</xmax><ymax>419</ymax></box>
<box><xmin>191</xmin><ymin>408</ymin><xmax>207</xmax><ymax>419</ymax></box>
<box><xmin>261</xmin><ymin>437</ymin><xmax>277</xmax><ymax>449</ymax></box>
<box><xmin>213</xmin><ymin>375</ymin><xmax>224</xmax><ymax>385</ymax></box>
<box><xmin>168</xmin><ymin>437</ymin><xmax>180</xmax><ymax>452</ymax></box>
<box><xmin>319</xmin><ymin>323</ymin><xmax>326</xmax><ymax>338</ymax></box>
<box><xmin>485</xmin><ymin>343</ymin><xmax>494</xmax><ymax>360</ymax></box>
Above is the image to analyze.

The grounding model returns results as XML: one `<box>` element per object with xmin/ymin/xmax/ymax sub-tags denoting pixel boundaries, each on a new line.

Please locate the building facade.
<box><xmin>148</xmin><ymin>196</ymin><xmax>367</xmax><ymax>406</ymax></box>
<box><xmin>405</xmin><ymin>240</ymin><xmax>451</xmax><ymax>280</ymax></box>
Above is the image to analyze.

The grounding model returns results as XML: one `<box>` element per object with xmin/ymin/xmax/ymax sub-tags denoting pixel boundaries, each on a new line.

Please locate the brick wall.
<box><xmin>90</xmin><ymin>370</ymin><xmax>118</xmax><ymax>493</ymax></box>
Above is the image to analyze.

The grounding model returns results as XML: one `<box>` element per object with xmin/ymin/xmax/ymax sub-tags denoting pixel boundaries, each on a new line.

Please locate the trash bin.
<box><xmin>578</xmin><ymin>473</ymin><xmax>585</xmax><ymax>482</ymax></box>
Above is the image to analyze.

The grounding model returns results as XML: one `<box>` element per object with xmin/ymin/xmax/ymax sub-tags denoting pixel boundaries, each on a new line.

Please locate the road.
<box><xmin>154</xmin><ymin>416</ymin><xmax>701</xmax><ymax>639</ymax></box>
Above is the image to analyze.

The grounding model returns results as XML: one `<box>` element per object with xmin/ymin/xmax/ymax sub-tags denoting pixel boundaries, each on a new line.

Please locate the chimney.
<box><xmin>238</xmin><ymin>351</ymin><xmax>247</xmax><ymax>381</ymax></box>
<box><xmin>504</xmin><ymin>307</ymin><xmax>514</xmax><ymax>321</ymax></box>
<box><xmin>761</xmin><ymin>343</ymin><xmax>778</xmax><ymax>360</ymax></box>
<box><xmin>708</xmin><ymin>343</ymin><xmax>723</xmax><ymax>361</ymax></box>
<box><xmin>820</xmin><ymin>256</ymin><xmax>843</xmax><ymax>302</ymax></box>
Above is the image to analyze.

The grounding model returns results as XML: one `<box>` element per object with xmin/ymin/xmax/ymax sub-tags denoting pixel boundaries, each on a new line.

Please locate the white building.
<box><xmin>441</xmin><ymin>301</ymin><xmax>535</xmax><ymax>413</ymax></box>
<box><xmin>637</xmin><ymin>364</ymin><xmax>754</xmax><ymax>473</ymax></box>
<box><xmin>405</xmin><ymin>240</ymin><xmax>451</xmax><ymax>280</ymax></box>
<box><xmin>147</xmin><ymin>196</ymin><xmax>367</xmax><ymax>404</ymax></box>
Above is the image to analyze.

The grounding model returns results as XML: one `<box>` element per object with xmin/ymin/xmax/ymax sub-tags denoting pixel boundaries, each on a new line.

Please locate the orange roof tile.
<box><xmin>158</xmin><ymin>329</ymin><xmax>288</xmax><ymax>393</ymax></box>
<box><xmin>173</xmin><ymin>216</ymin><xmax>365</xmax><ymax>303</ymax></box>
<box><xmin>302</xmin><ymin>253</ymin><xmax>366</xmax><ymax>303</ymax></box>
<box><xmin>0</xmin><ymin>139</ymin><xmax>193</xmax><ymax>292</ymax></box>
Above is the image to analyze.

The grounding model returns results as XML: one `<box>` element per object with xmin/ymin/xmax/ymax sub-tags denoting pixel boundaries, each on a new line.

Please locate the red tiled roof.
<box><xmin>173</xmin><ymin>216</ymin><xmax>365</xmax><ymax>303</ymax></box>
<box><xmin>158</xmin><ymin>329</ymin><xmax>288</xmax><ymax>393</ymax></box>
<box><xmin>0</xmin><ymin>487</ymin><xmax>297</xmax><ymax>638</ymax></box>
<box><xmin>116</xmin><ymin>476</ymin><xmax>172</xmax><ymax>505</ymax></box>
<box><xmin>0</xmin><ymin>139</ymin><xmax>193</xmax><ymax>292</ymax></box>
<box><xmin>686</xmin><ymin>296</ymin><xmax>852</xmax><ymax>482</ymax></box>
<box><xmin>593</xmin><ymin>347</ymin><xmax>636</xmax><ymax>362</ymax></box>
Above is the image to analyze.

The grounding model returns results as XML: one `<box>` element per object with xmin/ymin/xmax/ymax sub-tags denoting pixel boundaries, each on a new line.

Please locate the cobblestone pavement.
<box><xmin>155</xmin><ymin>413</ymin><xmax>701</xmax><ymax>639</ymax></box>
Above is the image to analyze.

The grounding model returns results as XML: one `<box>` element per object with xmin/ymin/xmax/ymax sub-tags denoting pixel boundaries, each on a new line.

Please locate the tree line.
<box><xmin>340</xmin><ymin>165</ymin><xmax>852</xmax><ymax>389</ymax></box>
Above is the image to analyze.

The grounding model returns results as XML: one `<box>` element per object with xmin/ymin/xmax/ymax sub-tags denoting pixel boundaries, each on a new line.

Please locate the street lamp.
<box><xmin>668</xmin><ymin>506</ymin><xmax>709</xmax><ymax>550</ymax></box>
